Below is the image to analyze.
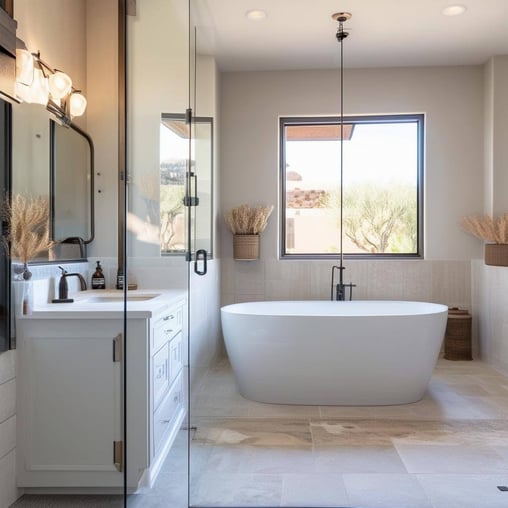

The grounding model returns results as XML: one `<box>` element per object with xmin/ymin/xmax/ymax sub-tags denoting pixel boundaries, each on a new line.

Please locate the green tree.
<box><xmin>325</xmin><ymin>184</ymin><xmax>417</xmax><ymax>253</ymax></box>
<box><xmin>160</xmin><ymin>184</ymin><xmax>185</xmax><ymax>252</ymax></box>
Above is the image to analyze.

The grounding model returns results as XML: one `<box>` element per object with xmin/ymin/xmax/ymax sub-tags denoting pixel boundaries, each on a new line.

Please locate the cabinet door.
<box><xmin>21</xmin><ymin>335</ymin><xmax>122</xmax><ymax>479</ymax></box>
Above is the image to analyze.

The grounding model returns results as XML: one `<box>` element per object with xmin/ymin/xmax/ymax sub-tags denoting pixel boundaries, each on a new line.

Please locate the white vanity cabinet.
<box><xmin>16</xmin><ymin>293</ymin><xmax>186</xmax><ymax>492</ymax></box>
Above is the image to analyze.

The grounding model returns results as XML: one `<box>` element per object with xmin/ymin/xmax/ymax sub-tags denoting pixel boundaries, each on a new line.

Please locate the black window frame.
<box><xmin>279</xmin><ymin>113</ymin><xmax>424</xmax><ymax>260</ymax></box>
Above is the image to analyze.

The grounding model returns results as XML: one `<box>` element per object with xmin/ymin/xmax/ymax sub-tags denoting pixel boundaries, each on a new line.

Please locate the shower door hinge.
<box><xmin>183</xmin><ymin>196</ymin><xmax>199</xmax><ymax>206</ymax></box>
<box><xmin>113</xmin><ymin>334</ymin><xmax>122</xmax><ymax>362</ymax></box>
<box><xmin>185</xmin><ymin>108</ymin><xmax>192</xmax><ymax>124</ymax></box>
<box><xmin>114</xmin><ymin>440</ymin><xmax>123</xmax><ymax>472</ymax></box>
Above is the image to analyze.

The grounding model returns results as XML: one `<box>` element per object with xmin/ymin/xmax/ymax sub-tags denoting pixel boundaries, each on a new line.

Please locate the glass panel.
<box><xmin>8</xmin><ymin>1</ymin><xmax>125</xmax><ymax>505</ymax></box>
<box><xmin>193</xmin><ymin>118</ymin><xmax>213</xmax><ymax>257</ymax></box>
<box><xmin>126</xmin><ymin>1</ymin><xmax>190</xmax><ymax>507</ymax></box>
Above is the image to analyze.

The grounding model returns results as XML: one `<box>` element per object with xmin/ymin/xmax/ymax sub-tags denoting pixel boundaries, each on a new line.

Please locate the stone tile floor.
<box><xmin>13</xmin><ymin>359</ymin><xmax>508</xmax><ymax>507</ymax></box>
<box><xmin>185</xmin><ymin>358</ymin><xmax>508</xmax><ymax>507</ymax></box>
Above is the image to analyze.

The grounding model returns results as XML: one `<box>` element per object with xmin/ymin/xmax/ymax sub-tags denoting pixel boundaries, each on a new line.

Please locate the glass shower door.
<box><xmin>125</xmin><ymin>0</ymin><xmax>190</xmax><ymax>507</ymax></box>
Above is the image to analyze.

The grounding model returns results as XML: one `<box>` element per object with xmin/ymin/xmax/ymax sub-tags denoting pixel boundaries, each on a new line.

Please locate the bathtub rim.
<box><xmin>221</xmin><ymin>300</ymin><xmax>449</xmax><ymax>318</ymax></box>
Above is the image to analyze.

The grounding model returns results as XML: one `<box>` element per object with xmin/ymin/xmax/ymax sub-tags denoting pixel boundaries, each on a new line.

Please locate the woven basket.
<box><xmin>233</xmin><ymin>234</ymin><xmax>259</xmax><ymax>260</ymax></box>
<box><xmin>485</xmin><ymin>243</ymin><xmax>508</xmax><ymax>266</ymax></box>
<box><xmin>444</xmin><ymin>308</ymin><xmax>472</xmax><ymax>361</ymax></box>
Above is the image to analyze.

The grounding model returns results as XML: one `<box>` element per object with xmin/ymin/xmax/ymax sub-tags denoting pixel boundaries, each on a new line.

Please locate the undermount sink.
<box><xmin>83</xmin><ymin>294</ymin><xmax>160</xmax><ymax>303</ymax></box>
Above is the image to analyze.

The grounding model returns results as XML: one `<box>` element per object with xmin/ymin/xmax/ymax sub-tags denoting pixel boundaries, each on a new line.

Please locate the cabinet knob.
<box><xmin>163</xmin><ymin>315</ymin><xmax>175</xmax><ymax>321</ymax></box>
<box><xmin>161</xmin><ymin>419</ymin><xmax>171</xmax><ymax>424</ymax></box>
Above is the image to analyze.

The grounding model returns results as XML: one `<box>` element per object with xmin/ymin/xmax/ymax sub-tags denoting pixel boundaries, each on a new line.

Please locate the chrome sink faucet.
<box><xmin>52</xmin><ymin>266</ymin><xmax>87</xmax><ymax>303</ymax></box>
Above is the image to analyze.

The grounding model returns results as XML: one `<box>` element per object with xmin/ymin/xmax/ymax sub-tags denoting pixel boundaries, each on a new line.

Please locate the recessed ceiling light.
<box><xmin>442</xmin><ymin>4</ymin><xmax>467</xmax><ymax>16</ymax></box>
<box><xmin>246</xmin><ymin>9</ymin><xmax>267</xmax><ymax>21</ymax></box>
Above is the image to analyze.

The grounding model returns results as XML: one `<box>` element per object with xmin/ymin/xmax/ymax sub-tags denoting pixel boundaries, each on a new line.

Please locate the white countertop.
<box><xmin>21</xmin><ymin>289</ymin><xmax>187</xmax><ymax>320</ymax></box>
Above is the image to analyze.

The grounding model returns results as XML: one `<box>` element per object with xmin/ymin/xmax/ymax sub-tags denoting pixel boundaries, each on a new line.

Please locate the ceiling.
<box><xmin>194</xmin><ymin>0</ymin><xmax>508</xmax><ymax>71</ymax></box>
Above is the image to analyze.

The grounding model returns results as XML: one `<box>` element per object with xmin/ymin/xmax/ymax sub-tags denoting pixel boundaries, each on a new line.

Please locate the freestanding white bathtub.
<box><xmin>221</xmin><ymin>300</ymin><xmax>448</xmax><ymax>406</ymax></box>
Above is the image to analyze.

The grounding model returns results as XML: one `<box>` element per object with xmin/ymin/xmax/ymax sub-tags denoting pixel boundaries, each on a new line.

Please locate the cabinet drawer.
<box><xmin>169</xmin><ymin>332</ymin><xmax>183</xmax><ymax>385</ymax></box>
<box><xmin>152</xmin><ymin>342</ymin><xmax>170</xmax><ymax>410</ymax></box>
<box><xmin>153</xmin><ymin>374</ymin><xmax>183</xmax><ymax>455</ymax></box>
<box><xmin>153</xmin><ymin>307</ymin><xmax>183</xmax><ymax>352</ymax></box>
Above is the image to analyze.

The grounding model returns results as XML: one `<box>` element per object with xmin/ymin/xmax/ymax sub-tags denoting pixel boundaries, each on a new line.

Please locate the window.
<box><xmin>160</xmin><ymin>114</ymin><xmax>214</xmax><ymax>257</ymax></box>
<box><xmin>280</xmin><ymin>114</ymin><xmax>424</xmax><ymax>258</ymax></box>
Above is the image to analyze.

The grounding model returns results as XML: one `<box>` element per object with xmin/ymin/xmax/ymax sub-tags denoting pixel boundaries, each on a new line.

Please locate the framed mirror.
<box><xmin>50</xmin><ymin>119</ymin><xmax>94</xmax><ymax>257</ymax></box>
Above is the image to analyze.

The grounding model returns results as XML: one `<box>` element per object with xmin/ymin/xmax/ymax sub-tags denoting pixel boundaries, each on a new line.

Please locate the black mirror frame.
<box><xmin>49</xmin><ymin>119</ymin><xmax>95</xmax><ymax>253</ymax></box>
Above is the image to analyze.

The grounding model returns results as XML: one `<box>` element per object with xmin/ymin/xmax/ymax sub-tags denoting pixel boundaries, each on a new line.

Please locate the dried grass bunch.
<box><xmin>0</xmin><ymin>194</ymin><xmax>54</xmax><ymax>263</ymax></box>
<box><xmin>461</xmin><ymin>214</ymin><xmax>508</xmax><ymax>244</ymax></box>
<box><xmin>225</xmin><ymin>204</ymin><xmax>274</xmax><ymax>235</ymax></box>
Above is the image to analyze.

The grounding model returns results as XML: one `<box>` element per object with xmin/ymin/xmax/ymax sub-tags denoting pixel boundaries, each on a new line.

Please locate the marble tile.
<box><xmin>192</xmin><ymin>418</ymin><xmax>313</xmax><ymax>448</ymax></box>
<box><xmin>314</xmin><ymin>446</ymin><xmax>407</xmax><ymax>474</ymax></box>
<box><xmin>243</xmin><ymin>447</ymin><xmax>316</xmax><ymax>474</ymax></box>
<box><xmin>281</xmin><ymin>473</ymin><xmax>349</xmax><ymax>507</ymax></box>
<box><xmin>343</xmin><ymin>473</ymin><xmax>433</xmax><ymax>508</ymax></box>
<box><xmin>190</xmin><ymin>473</ymin><xmax>283</xmax><ymax>507</ymax></box>
<box><xmin>417</xmin><ymin>474</ymin><xmax>508</xmax><ymax>508</ymax></box>
<box><xmin>128</xmin><ymin>473</ymin><xmax>188</xmax><ymax>508</ymax></box>
<box><xmin>395</xmin><ymin>443</ymin><xmax>508</xmax><ymax>473</ymax></box>
<box><xmin>389</xmin><ymin>419</ymin><xmax>508</xmax><ymax>447</ymax></box>
<box><xmin>247</xmin><ymin>402</ymin><xmax>320</xmax><ymax>418</ymax></box>
<box><xmin>311</xmin><ymin>420</ymin><xmax>397</xmax><ymax>447</ymax></box>
<box><xmin>184</xmin><ymin>358</ymin><xmax>508</xmax><ymax>507</ymax></box>
<box><xmin>319</xmin><ymin>405</ymin><xmax>380</xmax><ymax>419</ymax></box>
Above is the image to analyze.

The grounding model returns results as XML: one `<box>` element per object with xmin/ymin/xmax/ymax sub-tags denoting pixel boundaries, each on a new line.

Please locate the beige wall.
<box><xmin>473</xmin><ymin>56</ymin><xmax>508</xmax><ymax>371</ymax></box>
<box><xmin>219</xmin><ymin>65</ymin><xmax>485</xmax><ymax>311</ymax></box>
<box><xmin>86</xmin><ymin>0</ymin><xmax>118</xmax><ymax>258</ymax></box>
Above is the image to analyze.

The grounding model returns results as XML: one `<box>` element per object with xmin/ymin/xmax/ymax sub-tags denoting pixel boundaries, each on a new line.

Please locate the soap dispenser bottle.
<box><xmin>91</xmin><ymin>261</ymin><xmax>106</xmax><ymax>289</ymax></box>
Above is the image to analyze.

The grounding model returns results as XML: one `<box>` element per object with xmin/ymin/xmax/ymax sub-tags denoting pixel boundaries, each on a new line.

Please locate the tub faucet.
<box><xmin>331</xmin><ymin>265</ymin><xmax>356</xmax><ymax>301</ymax></box>
<box><xmin>52</xmin><ymin>266</ymin><xmax>87</xmax><ymax>303</ymax></box>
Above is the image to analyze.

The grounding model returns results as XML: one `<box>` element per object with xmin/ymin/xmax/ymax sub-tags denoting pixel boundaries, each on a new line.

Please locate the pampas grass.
<box><xmin>461</xmin><ymin>214</ymin><xmax>508</xmax><ymax>244</ymax></box>
<box><xmin>225</xmin><ymin>204</ymin><xmax>274</xmax><ymax>235</ymax></box>
<box><xmin>0</xmin><ymin>194</ymin><xmax>54</xmax><ymax>263</ymax></box>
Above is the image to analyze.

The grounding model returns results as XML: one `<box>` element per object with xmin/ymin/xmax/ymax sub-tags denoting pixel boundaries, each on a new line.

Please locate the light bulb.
<box><xmin>49</xmin><ymin>71</ymin><xmax>72</xmax><ymax>99</ymax></box>
<box><xmin>15</xmin><ymin>49</ymin><xmax>34</xmax><ymax>86</ymax></box>
<box><xmin>30</xmin><ymin>68</ymin><xmax>49</xmax><ymax>105</ymax></box>
<box><xmin>70</xmin><ymin>92</ymin><xmax>87</xmax><ymax>117</ymax></box>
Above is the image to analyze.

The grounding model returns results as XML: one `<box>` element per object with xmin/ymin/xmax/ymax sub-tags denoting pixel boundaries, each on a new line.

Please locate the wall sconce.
<box><xmin>15</xmin><ymin>43</ymin><xmax>87</xmax><ymax>123</ymax></box>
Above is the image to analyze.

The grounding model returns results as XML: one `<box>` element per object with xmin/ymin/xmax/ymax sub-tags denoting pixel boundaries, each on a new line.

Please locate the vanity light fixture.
<box><xmin>14</xmin><ymin>45</ymin><xmax>87</xmax><ymax>122</ymax></box>
<box><xmin>246</xmin><ymin>9</ymin><xmax>267</xmax><ymax>21</ymax></box>
<box><xmin>441</xmin><ymin>4</ymin><xmax>467</xmax><ymax>16</ymax></box>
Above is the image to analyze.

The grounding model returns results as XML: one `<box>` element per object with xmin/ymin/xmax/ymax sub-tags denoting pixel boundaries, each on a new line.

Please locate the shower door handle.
<box><xmin>194</xmin><ymin>249</ymin><xmax>208</xmax><ymax>276</ymax></box>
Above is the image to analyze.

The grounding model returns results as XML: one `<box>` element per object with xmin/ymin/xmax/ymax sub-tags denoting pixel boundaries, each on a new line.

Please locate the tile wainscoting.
<box><xmin>221</xmin><ymin>258</ymin><xmax>474</xmax><ymax>351</ymax></box>
<box><xmin>472</xmin><ymin>260</ymin><xmax>508</xmax><ymax>374</ymax></box>
<box><xmin>0</xmin><ymin>351</ymin><xmax>19</xmax><ymax>508</ymax></box>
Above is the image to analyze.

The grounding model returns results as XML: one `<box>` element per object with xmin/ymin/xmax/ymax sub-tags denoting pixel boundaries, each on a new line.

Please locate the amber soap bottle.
<box><xmin>91</xmin><ymin>261</ymin><xmax>106</xmax><ymax>289</ymax></box>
